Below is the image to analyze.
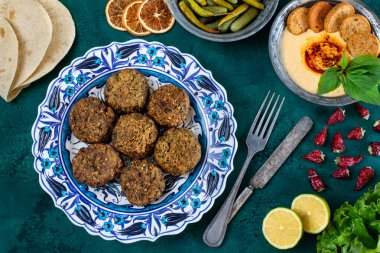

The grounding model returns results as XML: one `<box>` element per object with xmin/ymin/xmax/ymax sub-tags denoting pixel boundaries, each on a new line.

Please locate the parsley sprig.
<box><xmin>318</xmin><ymin>54</ymin><xmax>380</xmax><ymax>106</ymax></box>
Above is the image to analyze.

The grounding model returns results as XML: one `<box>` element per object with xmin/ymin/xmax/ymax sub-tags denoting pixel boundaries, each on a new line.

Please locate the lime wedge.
<box><xmin>291</xmin><ymin>194</ymin><xmax>330</xmax><ymax>234</ymax></box>
<box><xmin>262</xmin><ymin>207</ymin><xmax>303</xmax><ymax>250</ymax></box>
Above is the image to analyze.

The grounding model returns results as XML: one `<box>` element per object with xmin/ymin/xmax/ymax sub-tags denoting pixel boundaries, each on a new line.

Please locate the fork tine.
<box><xmin>264</xmin><ymin>97</ymin><xmax>285</xmax><ymax>140</ymax></box>
<box><xmin>259</xmin><ymin>95</ymin><xmax>280</xmax><ymax>138</ymax></box>
<box><xmin>248</xmin><ymin>91</ymin><xmax>270</xmax><ymax>134</ymax></box>
<box><xmin>253</xmin><ymin>92</ymin><xmax>275</xmax><ymax>136</ymax></box>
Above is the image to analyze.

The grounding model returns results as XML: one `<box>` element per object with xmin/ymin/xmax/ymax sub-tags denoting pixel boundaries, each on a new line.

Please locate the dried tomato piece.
<box><xmin>314</xmin><ymin>126</ymin><xmax>328</xmax><ymax>146</ymax></box>
<box><xmin>346</xmin><ymin>127</ymin><xmax>365</xmax><ymax>140</ymax></box>
<box><xmin>328</xmin><ymin>108</ymin><xmax>345</xmax><ymax>125</ymax></box>
<box><xmin>374</xmin><ymin>120</ymin><xmax>380</xmax><ymax>132</ymax></box>
<box><xmin>354</xmin><ymin>102</ymin><xmax>370</xmax><ymax>120</ymax></box>
<box><xmin>304</xmin><ymin>150</ymin><xmax>325</xmax><ymax>164</ymax></box>
<box><xmin>308</xmin><ymin>168</ymin><xmax>326</xmax><ymax>192</ymax></box>
<box><xmin>332</xmin><ymin>167</ymin><xmax>350</xmax><ymax>179</ymax></box>
<box><xmin>368</xmin><ymin>142</ymin><xmax>380</xmax><ymax>156</ymax></box>
<box><xmin>331</xmin><ymin>133</ymin><xmax>345</xmax><ymax>153</ymax></box>
<box><xmin>335</xmin><ymin>155</ymin><xmax>364</xmax><ymax>167</ymax></box>
<box><xmin>355</xmin><ymin>167</ymin><xmax>375</xmax><ymax>191</ymax></box>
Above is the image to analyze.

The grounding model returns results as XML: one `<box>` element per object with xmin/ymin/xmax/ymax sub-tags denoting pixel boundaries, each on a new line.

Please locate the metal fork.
<box><xmin>203</xmin><ymin>91</ymin><xmax>285</xmax><ymax>247</ymax></box>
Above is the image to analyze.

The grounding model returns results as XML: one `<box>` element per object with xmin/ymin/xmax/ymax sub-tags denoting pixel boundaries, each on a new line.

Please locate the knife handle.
<box><xmin>229</xmin><ymin>186</ymin><xmax>254</xmax><ymax>222</ymax></box>
<box><xmin>229</xmin><ymin>116</ymin><xmax>313</xmax><ymax>221</ymax></box>
<box><xmin>250</xmin><ymin>116</ymin><xmax>313</xmax><ymax>188</ymax></box>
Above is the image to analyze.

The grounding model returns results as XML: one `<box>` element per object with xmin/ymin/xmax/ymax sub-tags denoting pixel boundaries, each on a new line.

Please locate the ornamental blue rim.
<box><xmin>30</xmin><ymin>39</ymin><xmax>238</xmax><ymax>243</ymax></box>
<box><xmin>32</xmin><ymin>58</ymin><xmax>236</xmax><ymax>242</ymax></box>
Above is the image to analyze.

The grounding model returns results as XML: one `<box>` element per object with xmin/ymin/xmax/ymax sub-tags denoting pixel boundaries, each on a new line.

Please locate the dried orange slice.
<box><xmin>122</xmin><ymin>1</ymin><xmax>151</xmax><ymax>36</ymax></box>
<box><xmin>138</xmin><ymin>0</ymin><xmax>175</xmax><ymax>34</ymax></box>
<box><xmin>105</xmin><ymin>0</ymin><xmax>134</xmax><ymax>31</ymax></box>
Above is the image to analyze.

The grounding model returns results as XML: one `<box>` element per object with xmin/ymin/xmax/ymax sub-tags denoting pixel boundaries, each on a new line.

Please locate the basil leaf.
<box><xmin>347</xmin><ymin>65</ymin><xmax>380</xmax><ymax>81</ymax></box>
<box><xmin>318</xmin><ymin>67</ymin><xmax>341</xmax><ymax>94</ymax></box>
<box><xmin>343</xmin><ymin>80</ymin><xmax>380</xmax><ymax>106</ymax></box>
<box><xmin>340</xmin><ymin>53</ymin><xmax>348</xmax><ymax>69</ymax></box>
<box><xmin>338</xmin><ymin>72</ymin><xmax>346</xmax><ymax>86</ymax></box>
<box><xmin>366</xmin><ymin>68</ymin><xmax>380</xmax><ymax>84</ymax></box>
<box><xmin>347</xmin><ymin>68</ymin><xmax>370</xmax><ymax>76</ymax></box>
<box><xmin>346</xmin><ymin>72</ymin><xmax>377</xmax><ymax>89</ymax></box>
<box><xmin>350</xmin><ymin>55</ymin><xmax>380</xmax><ymax>65</ymax></box>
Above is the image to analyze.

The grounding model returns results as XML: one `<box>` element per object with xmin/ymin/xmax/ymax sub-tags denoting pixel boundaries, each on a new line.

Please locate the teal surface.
<box><xmin>1</xmin><ymin>0</ymin><xmax>380</xmax><ymax>252</ymax></box>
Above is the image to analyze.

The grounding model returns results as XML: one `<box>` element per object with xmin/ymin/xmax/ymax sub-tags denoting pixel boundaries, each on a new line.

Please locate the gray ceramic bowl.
<box><xmin>166</xmin><ymin>0</ymin><xmax>279</xmax><ymax>42</ymax></box>
<box><xmin>269</xmin><ymin>0</ymin><xmax>380</xmax><ymax>106</ymax></box>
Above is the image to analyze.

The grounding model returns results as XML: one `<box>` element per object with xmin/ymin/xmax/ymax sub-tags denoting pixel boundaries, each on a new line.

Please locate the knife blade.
<box><xmin>229</xmin><ymin>116</ymin><xmax>313</xmax><ymax>221</ymax></box>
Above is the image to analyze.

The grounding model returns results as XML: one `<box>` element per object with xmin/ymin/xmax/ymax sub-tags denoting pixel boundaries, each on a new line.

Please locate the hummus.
<box><xmin>281</xmin><ymin>29</ymin><xmax>347</xmax><ymax>97</ymax></box>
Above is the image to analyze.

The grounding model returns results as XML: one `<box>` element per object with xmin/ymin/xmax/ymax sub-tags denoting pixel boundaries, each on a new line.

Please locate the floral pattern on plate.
<box><xmin>31</xmin><ymin>39</ymin><xmax>237</xmax><ymax>243</ymax></box>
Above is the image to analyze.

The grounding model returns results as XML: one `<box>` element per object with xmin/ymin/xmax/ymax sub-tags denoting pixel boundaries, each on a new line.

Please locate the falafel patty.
<box><xmin>69</xmin><ymin>97</ymin><xmax>115</xmax><ymax>143</ymax></box>
<box><xmin>112</xmin><ymin>113</ymin><xmax>158</xmax><ymax>158</ymax></box>
<box><xmin>105</xmin><ymin>69</ymin><xmax>150</xmax><ymax>113</ymax></box>
<box><xmin>72</xmin><ymin>144</ymin><xmax>123</xmax><ymax>187</ymax></box>
<box><xmin>147</xmin><ymin>84</ymin><xmax>190</xmax><ymax>128</ymax></box>
<box><xmin>154</xmin><ymin>128</ymin><xmax>201</xmax><ymax>176</ymax></box>
<box><xmin>119</xmin><ymin>159</ymin><xmax>165</xmax><ymax>206</ymax></box>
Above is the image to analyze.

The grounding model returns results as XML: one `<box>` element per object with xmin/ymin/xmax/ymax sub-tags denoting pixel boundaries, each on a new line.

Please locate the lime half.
<box><xmin>291</xmin><ymin>194</ymin><xmax>330</xmax><ymax>234</ymax></box>
<box><xmin>262</xmin><ymin>207</ymin><xmax>303</xmax><ymax>250</ymax></box>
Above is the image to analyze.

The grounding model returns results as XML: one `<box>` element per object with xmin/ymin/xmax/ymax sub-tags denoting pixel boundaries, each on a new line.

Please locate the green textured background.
<box><xmin>1</xmin><ymin>0</ymin><xmax>380</xmax><ymax>252</ymax></box>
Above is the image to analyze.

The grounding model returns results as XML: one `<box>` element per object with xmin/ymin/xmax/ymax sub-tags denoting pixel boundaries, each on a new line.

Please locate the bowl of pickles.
<box><xmin>166</xmin><ymin>0</ymin><xmax>279</xmax><ymax>42</ymax></box>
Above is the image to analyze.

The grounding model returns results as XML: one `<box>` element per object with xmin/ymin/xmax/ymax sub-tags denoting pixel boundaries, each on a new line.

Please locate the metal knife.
<box><xmin>229</xmin><ymin>116</ymin><xmax>313</xmax><ymax>221</ymax></box>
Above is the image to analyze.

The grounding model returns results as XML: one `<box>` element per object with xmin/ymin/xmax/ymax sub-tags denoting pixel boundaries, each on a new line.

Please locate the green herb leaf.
<box><xmin>317</xmin><ymin>183</ymin><xmax>380</xmax><ymax>253</ymax></box>
<box><xmin>343</xmin><ymin>79</ymin><xmax>380</xmax><ymax>106</ymax></box>
<box><xmin>346</xmin><ymin>72</ymin><xmax>378</xmax><ymax>89</ymax></box>
<box><xmin>368</xmin><ymin>221</ymin><xmax>380</xmax><ymax>234</ymax></box>
<box><xmin>340</xmin><ymin>53</ymin><xmax>348</xmax><ymax>69</ymax></box>
<box><xmin>349</xmin><ymin>238</ymin><xmax>370</xmax><ymax>253</ymax></box>
<box><xmin>318</xmin><ymin>54</ymin><xmax>380</xmax><ymax>106</ymax></box>
<box><xmin>347</xmin><ymin>66</ymin><xmax>380</xmax><ymax>86</ymax></box>
<box><xmin>349</xmin><ymin>55</ymin><xmax>380</xmax><ymax>68</ymax></box>
<box><xmin>348</xmin><ymin>65</ymin><xmax>380</xmax><ymax>83</ymax></box>
<box><xmin>347</xmin><ymin>68</ymin><xmax>370</xmax><ymax>76</ymax></box>
<box><xmin>317</xmin><ymin>67</ymin><xmax>341</xmax><ymax>94</ymax></box>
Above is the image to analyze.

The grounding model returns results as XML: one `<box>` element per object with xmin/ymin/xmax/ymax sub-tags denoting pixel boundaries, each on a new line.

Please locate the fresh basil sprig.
<box><xmin>317</xmin><ymin>54</ymin><xmax>380</xmax><ymax>106</ymax></box>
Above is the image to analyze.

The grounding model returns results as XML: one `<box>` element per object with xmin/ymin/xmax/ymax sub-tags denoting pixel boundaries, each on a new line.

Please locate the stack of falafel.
<box><xmin>69</xmin><ymin>69</ymin><xmax>201</xmax><ymax>206</ymax></box>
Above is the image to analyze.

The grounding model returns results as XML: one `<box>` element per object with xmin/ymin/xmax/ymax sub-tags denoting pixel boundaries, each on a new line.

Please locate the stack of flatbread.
<box><xmin>0</xmin><ymin>0</ymin><xmax>75</xmax><ymax>102</ymax></box>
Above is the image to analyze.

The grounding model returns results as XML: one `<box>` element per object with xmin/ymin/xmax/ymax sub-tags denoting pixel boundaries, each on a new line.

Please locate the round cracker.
<box><xmin>324</xmin><ymin>2</ymin><xmax>355</xmax><ymax>33</ymax></box>
<box><xmin>340</xmin><ymin>14</ymin><xmax>371</xmax><ymax>41</ymax></box>
<box><xmin>287</xmin><ymin>7</ymin><xmax>309</xmax><ymax>35</ymax></box>
<box><xmin>308</xmin><ymin>1</ymin><xmax>332</xmax><ymax>33</ymax></box>
<box><xmin>0</xmin><ymin>0</ymin><xmax>52</xmax><ymax>89</ymax></box>
<box><xmin>20</xmin><ymin>0</ymin><xmax>75</xmax><ymax>87</ymax></box>
<box><xmin>0</xmin><ymin>16</ymin><xmax>20</xmax><ymax>102</ymax></box>
<box><xmin>347</xmin><ymin>32</ymin><xmax>380</xmax><ymax>57</ymax></box>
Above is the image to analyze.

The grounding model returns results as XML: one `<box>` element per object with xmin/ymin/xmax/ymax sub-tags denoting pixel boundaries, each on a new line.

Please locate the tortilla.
<box><xmin>20</xmin><ymin>0</ymin><xmax>75</xmax><ymax>87</ymax></box>
<box><xmin>0</xmin><ymin>0</ymin><xmax>52</xmax><ymax>89</ymax></box>
<box><xmin>0</xmin><ymin>16</ymin><xmax>19</xmax><ymax>102</ymax></box>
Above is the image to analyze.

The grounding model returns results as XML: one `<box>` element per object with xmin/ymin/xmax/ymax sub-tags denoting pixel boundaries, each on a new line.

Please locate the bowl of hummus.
<box><xmin>269</xmin><ymin>0</ymin><xmax>380</xmax><ymax>106</ymax></box>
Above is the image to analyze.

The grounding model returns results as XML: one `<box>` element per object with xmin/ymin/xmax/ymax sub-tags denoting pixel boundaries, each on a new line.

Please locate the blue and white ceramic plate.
<box><xmin>31</xmin><ymin>39</ymin><xmax>237</xmax><ymax>243</ymax></box>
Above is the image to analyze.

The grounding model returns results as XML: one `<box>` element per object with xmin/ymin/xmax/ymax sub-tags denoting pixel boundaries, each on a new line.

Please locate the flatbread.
<box><xmin>20</xmin><ymin>0</ymin><xmax>75</xmax><ymax>87</ymax></box>
<box><xmin>0</xmin><ymin>0</ymin><xmax>52</xmax><ymax>89</ymax></box>
<box><xmin>0</xmin><ymin>16</ymin><xmax>19</xmax><ymax>101</ymax></box>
